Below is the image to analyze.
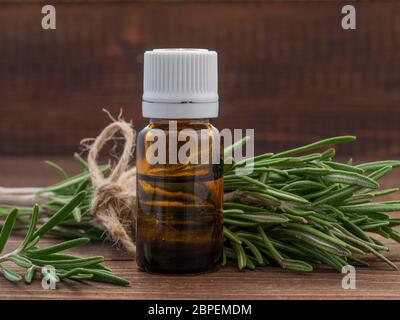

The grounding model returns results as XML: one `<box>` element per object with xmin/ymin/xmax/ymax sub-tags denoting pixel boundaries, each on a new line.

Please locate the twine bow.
<box><xmin>85</xmin><ymin>111</ymin><xmax>137</xmax><ymax>254</ymax></box>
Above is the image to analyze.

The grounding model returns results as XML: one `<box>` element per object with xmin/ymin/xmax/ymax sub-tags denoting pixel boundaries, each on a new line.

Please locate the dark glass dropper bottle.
<box><xmin>136</xmin><ymin>49</ymin><xmax>223</xmax><ymax>274</ymax></box>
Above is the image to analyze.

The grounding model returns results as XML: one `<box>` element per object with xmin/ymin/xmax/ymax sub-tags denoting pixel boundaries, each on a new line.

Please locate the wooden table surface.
<box><xmin>1</xmin><ymin>157</ymin><xmax>400</xmax><ymax>300</ymax></box>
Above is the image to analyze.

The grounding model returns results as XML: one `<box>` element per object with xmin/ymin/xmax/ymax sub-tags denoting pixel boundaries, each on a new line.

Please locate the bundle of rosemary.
<box><xmin>223</xmin><ymin>136</ymin><xmax>400</xmax><ymax>271</ymax></box>
<box><xmin>1</xmin><ymin>136</ymin><xmax>400</xmax><ymax>273</ymax></box>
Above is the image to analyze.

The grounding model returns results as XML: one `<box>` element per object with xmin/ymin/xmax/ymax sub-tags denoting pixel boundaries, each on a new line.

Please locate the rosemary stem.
<box><xmin>0</xmin><ymin>187</ymin><xmax>48</xmax><ymax>207</ymax></box>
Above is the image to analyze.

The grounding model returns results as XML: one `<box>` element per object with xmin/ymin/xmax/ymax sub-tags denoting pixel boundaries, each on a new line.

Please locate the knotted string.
<box><xmin>85</xmin><ymin>111</ymin><xmax>137</xmax><ymax>254</ymax></box>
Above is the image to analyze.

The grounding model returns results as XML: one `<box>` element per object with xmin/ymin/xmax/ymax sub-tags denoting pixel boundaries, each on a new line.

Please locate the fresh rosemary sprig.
<box><xmin>0</xmin><ymin>191</ymin><xmax>129</xmax><ymax>286</ymax></box>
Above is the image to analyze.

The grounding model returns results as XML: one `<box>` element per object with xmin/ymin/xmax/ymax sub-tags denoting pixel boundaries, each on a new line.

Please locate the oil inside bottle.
<box><xmin>136</xmin><ymin>119</ymin><xmax>223</xmax><ymax>273</ymax></box>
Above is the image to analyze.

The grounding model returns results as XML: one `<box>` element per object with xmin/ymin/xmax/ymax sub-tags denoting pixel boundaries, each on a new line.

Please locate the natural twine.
<box><xmin>84</xmin><ymin>110</ymin><xmax>137</xmax><ymax>254</ymax></box>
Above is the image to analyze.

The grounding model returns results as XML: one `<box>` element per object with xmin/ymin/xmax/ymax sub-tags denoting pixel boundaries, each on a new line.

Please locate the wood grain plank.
<box><xmin>0</xmin><ymin>2</ymin><xmax>399</xmax><ymax>157</ymax></box>
<box><xmin>1</xmin><ymin>262</ymin><xmax>400</xmax><ymax>300</ymax></box>
<box><xmin>1</xmin><ymin>0</ymin><xmax>382</xmax><ymax>3</ymax></box>
<box><xmin>1</xmin><ymin>157</ymin><xmax>400</xmax><ymax>299</ymax></box>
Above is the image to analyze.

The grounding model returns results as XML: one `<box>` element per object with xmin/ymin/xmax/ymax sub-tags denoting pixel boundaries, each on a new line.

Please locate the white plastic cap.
<box><xmin>142</xmin><ymin>49</ymin><xmax>218</xmax><ymax>119</ymax></box>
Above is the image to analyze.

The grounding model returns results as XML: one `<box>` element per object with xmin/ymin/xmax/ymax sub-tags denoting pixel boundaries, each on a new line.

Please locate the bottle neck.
<box><xmin>149</xmin><ymin>118</ymin><xmax>210</xmax><ymax>125</ymax></box>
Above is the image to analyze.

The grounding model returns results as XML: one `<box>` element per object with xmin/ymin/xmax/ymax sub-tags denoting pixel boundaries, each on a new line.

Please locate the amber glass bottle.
<box><xmin>136</xmin><ymin>49</ymin><xmax>223</xmax><ymax>273</ymax></box>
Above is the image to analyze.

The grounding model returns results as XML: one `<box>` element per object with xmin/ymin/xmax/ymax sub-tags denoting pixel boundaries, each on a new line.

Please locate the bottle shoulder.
<box><xmin>137</xmin><ymin>120</ymin><xmax>219</xmax><ymax>140</ymax></box>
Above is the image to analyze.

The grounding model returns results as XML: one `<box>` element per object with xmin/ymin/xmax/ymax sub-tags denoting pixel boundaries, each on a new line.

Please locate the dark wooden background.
<box><xmin>1</xmin><ymin>0</ymin><xmax>399</xmax><ymax>158</ymax></box>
